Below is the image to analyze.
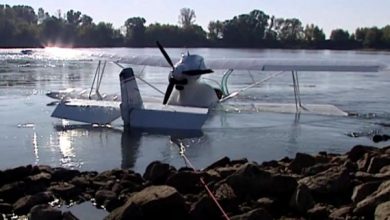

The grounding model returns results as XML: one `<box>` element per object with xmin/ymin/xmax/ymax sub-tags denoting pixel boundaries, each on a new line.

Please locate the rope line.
<box><xmin>176</xmin><ymin>141</ymin><xmax>231</xmax><ymax>220</ymax></box>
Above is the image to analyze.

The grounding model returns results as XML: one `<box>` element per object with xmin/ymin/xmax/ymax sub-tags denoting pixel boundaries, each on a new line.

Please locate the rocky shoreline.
<box><xmin>0</xmin><ymin>145</ymin><xmax>389</xmax><ymax>220</ymax></box>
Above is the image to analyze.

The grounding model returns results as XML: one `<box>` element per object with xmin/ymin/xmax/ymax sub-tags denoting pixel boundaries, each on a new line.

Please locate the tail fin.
<box><xmin>120</xmin><ymin>68</ymin><xmax>143</xmax><ymax>126</ymax></box>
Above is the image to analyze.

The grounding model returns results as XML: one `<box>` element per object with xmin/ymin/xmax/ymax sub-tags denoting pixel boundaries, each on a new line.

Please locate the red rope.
<box><xmin>180</xmin><ymin>149</ymin><xmax>231</xmax><ymax>220</ymax></box>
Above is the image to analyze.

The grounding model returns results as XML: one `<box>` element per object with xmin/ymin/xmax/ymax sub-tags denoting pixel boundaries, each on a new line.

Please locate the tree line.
<box><xmin>1</xmin><ymin>4</ymin><xmax>390</xmax><ymax>49</ymax></box>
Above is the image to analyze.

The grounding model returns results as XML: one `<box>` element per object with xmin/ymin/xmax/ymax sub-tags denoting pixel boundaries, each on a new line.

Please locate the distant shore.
<box><xmin>0</xmin><ymin>144</ymin><xmax>389</xmax><ymax>220</ymax></box>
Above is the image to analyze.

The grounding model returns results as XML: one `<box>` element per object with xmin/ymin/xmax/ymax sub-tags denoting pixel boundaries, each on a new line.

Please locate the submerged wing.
<box><xmin>205</xmin><ymin>58</ymin><xmax>384</xmax><ymax>72</ymax></box>
<box><xmin>51</xmin><ymin>99</ymin><xmax>121</xmax><ymax>124</ymax></box>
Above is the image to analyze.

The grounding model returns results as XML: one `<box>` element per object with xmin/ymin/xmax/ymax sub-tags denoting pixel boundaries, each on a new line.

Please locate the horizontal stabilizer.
<box><xmin>51</xmin><ymin>99</ymin><xmax>121</xmax><ymax>124</ymax></box>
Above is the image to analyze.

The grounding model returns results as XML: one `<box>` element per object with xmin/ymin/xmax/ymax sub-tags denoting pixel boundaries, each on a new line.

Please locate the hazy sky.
<box><xmin>3</xmin><ymin>0</ymin><xmax>390</xmax><ymax>37</ymax></box>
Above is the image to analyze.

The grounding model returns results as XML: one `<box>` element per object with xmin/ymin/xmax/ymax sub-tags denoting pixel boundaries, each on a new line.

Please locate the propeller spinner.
<box><xmin>156</xmin><ymin>41</ymin><xmax>213</xmax><ymax>105</ymax></box>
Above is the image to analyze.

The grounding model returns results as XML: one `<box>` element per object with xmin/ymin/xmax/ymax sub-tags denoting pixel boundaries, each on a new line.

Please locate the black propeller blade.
<box><xmin>156</xmin><ymin>41</ymin><xmax>174</xmax><ymax>68</ymax></box>
<box><xmin>182</xmin><ymin>69</ymin><xmax>214</xmax><ymax>76</ymax></box>
<box><xmin>156</xmin><ymin>41</ymin><xmax>175</xmax><ymax>104</ymax></box>
<box><xmin>163</xmin><ymin>81</ymin><xmax>174</xmax><ymax>105</ymax></box>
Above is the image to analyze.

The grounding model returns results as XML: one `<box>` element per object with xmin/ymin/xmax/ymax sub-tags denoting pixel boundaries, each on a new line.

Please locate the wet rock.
<box><xmin>143</xmin><ymin>161</ymin><xmax>175</xmax><ymax>185</ymax></box>
<box><xmin>302</xmin><ymin>163</ymin><xmax>333</xmax><ymax>176</ymax></box>
<box><xmin>357</xmin><ymin>153</ymin><xmax>373</xmax><ymax>172</ymax></box>
<box><xmin>51</xmin><ymin>168</ymin><xmax>80</xmax><ymax>182</ymax></box>
<box><xmin>353</xmin><ymin>180</ymin><xmax>390</xmax><ymax>216</ymax></box>
<box><xmin>367</xmin><ymin>156</ymin><xmax>390</xmax><ymax>173</ymax></box>
<box><xmin>1</xmin><ymin>165</ymin><xmax>33</xmax><ymax>184</ymax></box>
<box><xmin>380</xmin><ymin>164</ymin><xmax>390</xmax><ymax>173</ymax></box>
<box><xmin>70</xmin><ymin>176</ymin><xmax>90</xmax><ymax>189</ymax></box>
<box><xmin>166</xmin><ymin>171</ymin><xmax>202</xmax><ymax>194</ymax></box>
<box><xmin>26</xmin><ymin>172</ymin><xmax>52</xmax><ymax>185</ymax></box>
<box><xmin>29</xmin><ymin>204</ymin><xmax>62</xmax><ymax>220</ymax></box>
<box><xmin>204</xmin><ymin>156</ymin><xmax>231</xmax><ymax>170</ymax></box>
<box><xmin>190</xmin><ymin>195</ymin><xmax>222</xmax><ymax>220</ymax></box>
<box><xmin>105</xmin><ymin>185</ymin><xmax>187</xmax><ymax>220</ymax></box>
<box><xmin>230</xmin><ymin>158</ymin><xmax>249</xmax><ymax>166</ymax></box>
<box><xmin>307</xmin><ymin>204</ymin><xmax>330</xmax><ymax>220</ymax></box>
<box><xmin>374</xmin><ymin>201</ymin><xmax>390</xmax><ymax>220</ymax></box>
<box><xmin>329</xmin><ymin>205</ymin><xmax>352</xmax><ymax>220</ymax></box>
<box><xmin>231</xmin><ymin>208</ymin><xmax>272</xmax><ymax>220</ymax></box>
<box><xmin>0</xmin><ymin>203</ymin><xmax>12</xmax><ymax>214</ymax></box>
<box><xmin>298</xmin><ymin>167</ymin><xmax>351</xmax><ymax>197</ymax></box>
<box><xmin>289</xmin><ymin>183</ymin><xmax>314</xmax><ymax>213</ymax></box>
<box><xmin>215</xmin><ymin>166</ymin><xmax>241</xmax><ymax>179</ymax></box>
<box><xmin>95</xmin><ymin>190</ymin><xmax>117</xmax><ymax>207</ymax></box>
<box><xmin>226</xmin><ymin>163</ymin><xmax>297</xmax><ymax>199</ymax></box>
<box><xmin>13</xmin><ymin>191</ymin><xmax>54</xmax><ymax>215</ymax></box>
<box><xmin>347</xmin><ymin>145</ymin><xmax>378</xmax><ymax>162</ymax></box>
<box><xmin>351</xmin><ymin>181</ymin><xmax>381</xmax><ymax>204</ymax></box>
<box><xmin>354</xmin><ymin>171</ymin><xmax>390</xmax><ymax>182</ymax></box>
<box><xmin>214</xmin><ymin>183</ymin><xmax>239</xmax><ymax>213</ymax></box>
<box><xmin>49</xmin><ymin>183</ymin><xmax>81</xmax><ymax>200</ymax></box>
<box><xmin>288</xmin><ymin>153</ymin><xmax>316</xmax><ymax>174</ymax></box>
<box><xmin>255</xmin><ymin>197</ymin><xmax>275</xmax><ymax>211</ymax></box>
<box><xmin>0</xmin><ymin>181</ymin><xmax>26</xmax><ymax>203</ymax></box>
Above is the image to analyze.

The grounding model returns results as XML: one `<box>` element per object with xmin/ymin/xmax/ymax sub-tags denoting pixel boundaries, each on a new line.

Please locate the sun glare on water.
<box><xmin>44</xmin><ymin>47</ymin><xmax>83</xmax><ymax>60</ymax></box>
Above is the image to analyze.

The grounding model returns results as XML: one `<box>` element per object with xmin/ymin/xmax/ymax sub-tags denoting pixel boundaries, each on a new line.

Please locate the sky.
<box><xmin>3</xmin><ymin>0</ymin><xmax>390</xmax><ymax>37</ymax></box>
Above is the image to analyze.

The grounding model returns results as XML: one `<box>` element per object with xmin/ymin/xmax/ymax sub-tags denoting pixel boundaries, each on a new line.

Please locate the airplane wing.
<box><xmin>103</xmin><ymin>55</ymin><xmax>384</xmax><ymax>72</ymax></box>
<box><xmin>51</xmin><ymin>99</ymin><xmax>121</xmax><ymax>124</ymax></box>
<box><xmin>204</xmin><ymin>58</ymin><xmax>383</xmax><ymax>72</ymax></box>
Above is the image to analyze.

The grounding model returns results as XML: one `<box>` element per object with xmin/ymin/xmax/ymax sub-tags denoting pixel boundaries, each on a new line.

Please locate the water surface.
<box><xmin>0</xmin><ymin>48</ymin><xmax>389</xmax><ymax>173</ymax></box>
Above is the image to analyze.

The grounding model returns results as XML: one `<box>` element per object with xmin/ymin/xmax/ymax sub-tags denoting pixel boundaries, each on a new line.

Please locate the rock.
<box><xmin>347</xmin><ymin>145</ymin><xmax>378</xmax><ymax>162</ymax></box>
<box><xmin>357</xmin><ymin>153</ymin><xmax>373</xmax><ymax>172</ymax></box>
<box><xmin>190</xmin><ymin>195</ymin><xmax>222</xmax><ymax>220</ymax></box>
<box><xmin>329</xmin><ymin>206</ymin><xmax>352</xmax><ymax>220</ymax></box>
<box><xmin>354</xmin><ymin>171</ymin><xmax>390</xmax><ymax>182</ymax></box>
<box><xmin>143</xmin><ymin>161</ymin><xmax>175</xmax><ymax>185</ymax></box>
<box><xmin>306</xmin><ymin>204</ymin><xmax>330</xmax><ymax>220</ymax></box>
<box><xmin>1</xmin><ymin>165</ymin><xmax>33</xmax><ymax>184</ymax></box>
<box><xmin>95</xmin><ymin>190</ymin><xmax>117</xmax><ymax>206</ymax></box>
<box><xmin>0</xmin><ymin>203</ymin><xmax>12</xmax><ymax>214</ymax></box>
<box><xmin>298</xmin><ymin>167</ymin><xmax>351</xmax><ymax>197</ymax></box>
<box><xmin>13</xmin><ymin>191</ymin><xmax>53</xmax><ymax>215</ymax></box>
<box><xmin>105</xmin><ymin>185</ymin><xmax>187</xmax><ymax>220</ymax></box>
<box><xmin>256</xmin><ymin>197</ymin><xmax>275</xmax><ymax>211</ymax></box>
<box><xmin>204</xmin><ymin>156</ymin><xmax>231</xmax><ymax>170</ymax></box>
<box><xmin>380</xmin><ymin>165</ymin><xmax>390</xmax><ymax>173</ymax></box>
<box><xmin>49</xmin><ymin>183</ymin><xmax>81</xmax><ymax>200</ymax></box>
<box><xmin>166</xmin><ymin>171</ymin><xmax>202</xmax><ymax>194</ymax></box>
<box><xmin>289</xmin><ymin>183</ymin><xmax>314</xmax><ymax>213</ymax></box>
<box><xmin>353</xmin><ymin>180</ymin><xmax>390</xmax><ymax>216</ymax></box>
<box><xmin>51</xmin><ymin>168</ymin><xmax>80</xmax><ymax>182</ymax></box>
<box><xmin>351</xmin><ymin>181</ymin><xmax>381</xmax><ymax>204</ymax></box>
<box><xmin>26</xmin><ymin>172</ymin><xmax>52</xmax><ymax>185</ymax></box>
<box><xmin>214</xmin><ymin>183</ymin><xmax>239</xmax><ymax>213</ymax></box>
<box><xmin>288</xmin><ymin>153</ymin><xmax>316</xmax><ymax>174</ymax></box>
<box><xmin>231</xmin><ymin>208</ymin><xmax>272</xmax><ymax>220</ymax></box>
<box><xmin>374</xmin><ymin>201</ymin><xmax>390</xmax><ymax>220</ymax></box>
<box><xmin>215</xmin><ymin>166</ymin><xmax>241</xmax><ymax>179</ymax></box>
<box><xmin>302</xmin><ymin>163</ymin><xmax>333</xmax><ymax>176</ymax></box>
<box><xmin>226</xmin><ymin>163</ymin><xmax>297</xmax><ymax>199</ymax></box>
<box><xmin>367</xmin><ymin>156</ymin><xmax>390</xmax><ymax>173</ymax></box>
<box><xmin>29</xmin><ymin>204</ymin><xmax>62</xmax><ymax>220</ymax></box>
<box><xmin>0</xmin><ymin>181</ymin><xmax>26</xmax><ymax>203</ymax></box>
<box><xmin>70</xmin><ymin>176</ymin><xmax>90</xmax><ymax>189</ymax></box>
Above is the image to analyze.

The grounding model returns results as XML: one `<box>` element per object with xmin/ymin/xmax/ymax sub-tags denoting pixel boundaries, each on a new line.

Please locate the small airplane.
<box><xmin>48</xmin><ymin>41</ymin><xmax>384</xmax><ymax>133</ymax></box>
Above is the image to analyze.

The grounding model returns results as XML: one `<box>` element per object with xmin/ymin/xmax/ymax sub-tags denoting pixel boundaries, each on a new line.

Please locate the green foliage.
<box><xmin>0</xmin><ymin>4</ymin><xmax>390</xmax><ymax>49</ymax></box>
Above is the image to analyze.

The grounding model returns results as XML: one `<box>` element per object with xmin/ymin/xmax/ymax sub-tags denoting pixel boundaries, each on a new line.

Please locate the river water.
<box><xmin>0</xmin><ymin>48</ymin><xmax>390</xmax><ymax>173</ymax></box>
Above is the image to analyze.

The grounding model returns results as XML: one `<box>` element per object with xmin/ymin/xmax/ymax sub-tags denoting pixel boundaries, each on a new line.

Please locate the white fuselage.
<box><xmin>168</xmin><ymin>79</ymin><xmax>219</xmax><ymax>108</ymax></box>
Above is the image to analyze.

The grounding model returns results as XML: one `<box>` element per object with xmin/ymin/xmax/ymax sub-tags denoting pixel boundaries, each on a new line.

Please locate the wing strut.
<box><xmin>292</xmin><ymin>70</ymin><xmax>308</xmax><ymax>112</ymax></box>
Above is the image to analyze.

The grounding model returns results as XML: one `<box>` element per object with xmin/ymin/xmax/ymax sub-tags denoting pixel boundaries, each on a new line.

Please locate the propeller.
<box><xmin>156</xmin><ymin>41</ymin><xmax>214</xmax><ymax>105</ymax></box>
<box><xmin>156</xmin><ymin>41</ymin><xmax>175</xmax><ymax>104</ymax></box>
